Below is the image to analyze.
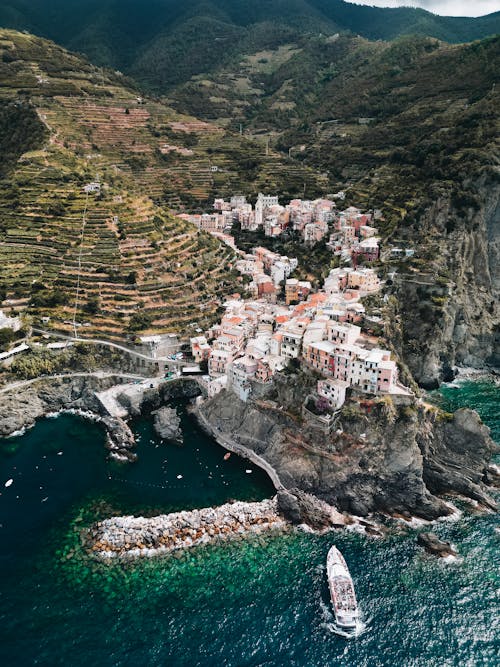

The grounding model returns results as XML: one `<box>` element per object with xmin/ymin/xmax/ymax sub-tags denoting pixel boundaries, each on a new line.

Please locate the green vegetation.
<box><xmin>0</xmin><ymin>100</ymin><xmax>47</xmax><ymax>177</ymax></box>
<box><xmin>3</xmin><ymin>341</ymin><xmax>138</xmax><ymax>380</ymax></box>
<box><xmin>0</xmin><ymin>327</ymin><xmax>16</xmax><ymax>351</ymax></box>
<box><xmin>1</xmin><ymin>29</ymin><xmax>327</xmax><ymax>339</ymax></box>
<box><xmin>128</xmin><ymin>311</ymin><xmax>154</xmax><ymax>332</ymax></box>
<box><xmin>0</xmin><ymin>0</ymin><xmax>497</xmax><ymax>95</ymax></box>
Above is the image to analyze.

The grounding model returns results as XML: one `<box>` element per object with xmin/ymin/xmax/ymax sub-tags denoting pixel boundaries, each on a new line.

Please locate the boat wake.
<box><xmin>319</xmin><ymin>600</ymin><xmax>368</xmax><ymax>639</ymax></box>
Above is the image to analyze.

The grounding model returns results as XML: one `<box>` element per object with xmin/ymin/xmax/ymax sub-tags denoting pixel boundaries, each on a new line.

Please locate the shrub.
<box><xmin>128</xmin><ymin>311</ymin><xmax>154</xmax><ymax>331</ymax></box>
<box><xmin>84</xmin><ymin>296</ymin><xmax>100</xmax><ymax>314</ymax></box>
<box><xmin>0</xmin><ymin>327</ymin><xmax>16</xmax><ymax>351</ymax></box>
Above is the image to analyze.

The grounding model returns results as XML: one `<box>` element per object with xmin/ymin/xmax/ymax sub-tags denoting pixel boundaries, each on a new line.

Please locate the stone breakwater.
<box><xmin>86</xmin><ymin>497</ymin><xmax>288</xmax><ymax>559</ymax></box>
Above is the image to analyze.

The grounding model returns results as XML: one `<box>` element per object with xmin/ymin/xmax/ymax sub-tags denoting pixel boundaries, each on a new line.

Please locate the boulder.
<box><xmin>153</xmin><ymin>407</ymin><xmax>182</xmax><ymax>443</ymax></box>
<box><xmin>278</xmin><ymin>488</ymin><xmax>345</xmax><ymax>529</ymax></box>
<box><xmin>417</xmin><ymin>532</ymin><xmax>457</xmax><ymax>558</ymax></box>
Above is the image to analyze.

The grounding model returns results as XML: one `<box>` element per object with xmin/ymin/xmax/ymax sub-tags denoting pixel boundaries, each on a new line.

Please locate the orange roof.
<box><xmin>310</xmin><ymin>292</ymin><xmax>327</xmax><ymax>305</ymax></box>
<box><xmin>223</xmin><ymin>316</ymin><xmax>244</xmax><ymax>326</ymax></box>
<box><xmin>275</xmin><ymin>314</ymin><xmax>291</xmax><ymax>324</ymax></box>
<box><xmin>292</xmin><ymin>303</ymin><xmax>307</xmax><ymax>315</ymax></box>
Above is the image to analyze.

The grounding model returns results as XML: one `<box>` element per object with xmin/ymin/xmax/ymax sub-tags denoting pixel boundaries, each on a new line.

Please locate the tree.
<box><xmin>84</xmin><ymin>295</ymin><xmax>100</xmax><ymax>314</ymax></box>
<box><xmin>0</xmin><ymin>327</ymin><xmax>15</xmax><ymax>351</ymax></box>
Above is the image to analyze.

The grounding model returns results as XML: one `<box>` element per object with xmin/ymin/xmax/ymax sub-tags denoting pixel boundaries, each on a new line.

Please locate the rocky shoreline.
<box><xmin>0</xmin><ymin>374</ymin><xmax>139</xmax><ymax>461</ymax></box>
<box><xmin>0</xmin><ymin>370</ymin><xmax>497</xmax><ymax>530</ymax></box>
<box><xmin>198</xmin><ymin>372</ymin><xmax>499</xmax><ymax>521</ymax></box>
<box><xmin>86</xmin><ymin>497</ymin><xmax>288</xmax><ymax>559</ymax></box>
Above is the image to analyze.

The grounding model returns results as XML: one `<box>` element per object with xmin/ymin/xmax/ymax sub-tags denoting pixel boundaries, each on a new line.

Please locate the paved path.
<box><xmin>32</xmin><ymin>328</ymin><xmax>185</xmax><ymax>367</ymax></box>
<box><xmin>0</xmin><ymin>371</ymin><xmax>147</xmax><ymax>395</ymax></box>
<box><xmin>195</xmin><ymin>404</ymin><xmax>284</xmax><ymax>491</ymax></box>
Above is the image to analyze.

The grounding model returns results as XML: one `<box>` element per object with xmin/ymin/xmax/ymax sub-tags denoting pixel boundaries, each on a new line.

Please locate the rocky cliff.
<box><xmin>388</xmin><ymin>175</ymin><xmax>499</xmax><ymax>388</ymax></box>
<box><xmin>0</xmin><ymin>375</ymin><xmax>115</xmax><ymax>437</ymax></box>
<box><xmin>200</xmin><ymin>374</ymin><xmax>498</xmax><ymax>520</ymax></box>
<box><xmin>0</xmin><ymin>375</ymin><xmax>137</xmax><ymax>458</ymax></box>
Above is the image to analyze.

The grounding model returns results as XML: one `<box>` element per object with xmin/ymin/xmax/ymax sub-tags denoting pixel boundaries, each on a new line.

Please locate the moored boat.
<box><xmin>326</xmin><ymin>545</ymin><xmax>359</xmax><ymax>631</ymax></box>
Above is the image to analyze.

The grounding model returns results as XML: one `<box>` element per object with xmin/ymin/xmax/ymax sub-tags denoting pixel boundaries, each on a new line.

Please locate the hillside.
<box><xmin>173</xmin><ymin>32</ymin><xmax>500</xmax><ymax>382</ymax></box>
<box><xmin>0</xmin><ymin>1</ymin><xmax>498</xmax><ymax>92</ymax></box>
<box><xmin>0</xmin><ymin>30</ymin><xmax>330</xmax><ymax>340</ymax></box>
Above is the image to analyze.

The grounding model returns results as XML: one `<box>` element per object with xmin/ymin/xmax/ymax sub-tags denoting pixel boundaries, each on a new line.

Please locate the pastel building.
<box><xmin>190</xmin><ymin>335</ymin><xmax>211</xmax><ymax>363</ymax></box>
<box><xmin>317</xmin><ymin>378</ymin><xmax>350</xmax><ymax>409</ymax></box>
<box><xmin>227</xmin><ymin>357</ymin><xmax>258</xmax><ymax>402</ymax></box>
<box><xmin>285</xmin><ymin>279</ymin><xmax>312</xmax><ymax>305</ymax></box>
<box><xmin>327</xmin><ymin>322</ymin><xmax>361</xmax><ymax>346</ymax></box>
<box><xmin>347</xmin><ymin>268</ymin><xmax>381</xmax><ymax>293</ymax></box>
<box><xmin>208</xmin><ymin>349</ymin><xmax>234</xmax><ymax>377</ymax></box>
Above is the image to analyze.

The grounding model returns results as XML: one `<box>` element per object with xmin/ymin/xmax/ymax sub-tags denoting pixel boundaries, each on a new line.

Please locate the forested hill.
<box><xmin>0</xmin><ymin>0</ymin><xmax>498</xmax><ymax>91</ymax></box>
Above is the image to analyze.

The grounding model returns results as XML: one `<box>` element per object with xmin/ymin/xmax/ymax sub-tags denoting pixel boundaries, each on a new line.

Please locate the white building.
<box><xmin>327</xmin><ymin>322</ymin><xmax>361</xmax><ymax>346</ymax></box>
<box><xmin>139</xmin><ymin>334</ymin><xmax>179</xmax><ymax>359</ymax></box>
<box><xmin>317</xmin><ymin>378</ymin><xmax>349</xmax><ymax>409</ymax></box>
<box><xmin>255</xmin><ymin>193</ymin><xmax>279</xmax><ymax>227</ymax></box>
<box><xmin>83</xmin><ymin>181</ymin><xmax>100</xmax><ymax>194</ymax></box>
<box><xmin>280</xmin><ymin>329</ymin><xmax>303</xmax><ymax>358</ymax></box>
<box><xmin>227</xmin><ymin>357</ymin><xmax>258</xmax><ymax>402</ymax></box>
<box><xmin>0</xmin><ymin>310</ymin><xmax>21</xmax><ymax>332</ymax></box>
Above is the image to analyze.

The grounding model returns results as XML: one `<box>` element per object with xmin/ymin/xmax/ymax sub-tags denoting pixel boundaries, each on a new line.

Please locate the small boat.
<box><xmin>223</xmin><ymin>452</ymin><xmax>231</xmax><ymax>461</ymax></box>
<box><xmin>326</xmin><ymin>546</ymin><xmax>359</xmax><ymax>631</ymax></box>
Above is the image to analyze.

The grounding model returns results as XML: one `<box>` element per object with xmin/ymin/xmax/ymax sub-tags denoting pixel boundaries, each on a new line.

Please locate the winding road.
<box><xmin>0</xmin><ymin>371</ymin><xmax>147</xmax><ymax>396</ymax></box>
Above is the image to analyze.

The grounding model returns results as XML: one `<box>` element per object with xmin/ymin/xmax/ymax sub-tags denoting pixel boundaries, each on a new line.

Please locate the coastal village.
<box><xmin>0</xmin><ymin>191</ymin><xmax>412</xmax><ymax>417</ymax></box>
<box><xmin>185</xmin><ymin>194</ymin><xmax>411</xmax><ymax>413</ymax></box>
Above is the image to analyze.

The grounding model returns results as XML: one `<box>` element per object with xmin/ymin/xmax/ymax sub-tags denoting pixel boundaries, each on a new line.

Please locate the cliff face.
<box><xmin>200</xmin><ymin>378</ymin><xmax>498</xmax><ymax>520</ymax></box>
<box><xmin>391</xmin><ymin>175</ymin><xmax>499</xmax><ymax>388</ymax></box>
<box><xmin>0</xmin><ymin>375</ymin><xmax>131</xmax><ymax>437</ymax></box>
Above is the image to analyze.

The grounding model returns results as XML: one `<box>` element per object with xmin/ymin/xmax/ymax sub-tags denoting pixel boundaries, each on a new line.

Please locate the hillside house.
<box><xmin>317</xmin><ymin>378</ymin><xmax>350</xmax><ymax>409</ymax></box>
<box><xmin>285</xmin><ymin>279</ymin><xmax>311</xmax><ymax>305</ymax></box>
<box><xmin>190</xmin><ymin>335</ymin><xmax>211</xmax><ymax>363</ymax></box>
<box><xmin>0</xmin><ymin>310</ymin><xmax>21</xmax><ymax>332</ymax></box>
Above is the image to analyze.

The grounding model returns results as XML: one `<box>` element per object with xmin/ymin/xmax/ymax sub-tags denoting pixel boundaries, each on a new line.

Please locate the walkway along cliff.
<box><xmin>197</xmin><ymin>370</ymin><xmax>499</xmax><ymax>521</ymax></box>
<box><xmin>0</xmin><ymin>371</ymin><xmax>497</xmax><ymax>543</ymax></box>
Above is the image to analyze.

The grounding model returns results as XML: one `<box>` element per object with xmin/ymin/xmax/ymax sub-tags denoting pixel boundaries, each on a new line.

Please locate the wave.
<box><xmin>319</xmin><ymin>600</ymin><xmax>369</xmax><ymax>639</ymax></box>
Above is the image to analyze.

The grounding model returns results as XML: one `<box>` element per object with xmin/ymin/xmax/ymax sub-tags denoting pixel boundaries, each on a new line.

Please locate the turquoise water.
<box><xmin>0</xmin><ymin>385</ymin><xmax>499</xmax><ymax>666</ymax></box>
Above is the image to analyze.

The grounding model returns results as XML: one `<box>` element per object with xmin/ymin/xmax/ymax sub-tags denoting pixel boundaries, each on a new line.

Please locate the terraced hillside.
<box><xmin>0</xmin><ymin>30</ymin><xmax>329</xmax><ymax>339</ymax></box>
<box><xmin>173</xmin><ymin>31</ymin><xmax>500</xmax><ymax>380</ymax></box>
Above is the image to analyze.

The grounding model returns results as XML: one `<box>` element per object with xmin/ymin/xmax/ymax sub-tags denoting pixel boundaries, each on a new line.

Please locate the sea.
<box><xmin>0</xmin><ymin>383</ymin><xmax>498</xmax><ymax>667</ymax></box>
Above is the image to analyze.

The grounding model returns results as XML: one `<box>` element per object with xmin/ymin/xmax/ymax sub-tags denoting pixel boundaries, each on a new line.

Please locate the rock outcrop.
<box><xmin>0</xmin><ymin>375</ymin><xmax>137</xmax><ymax>458</ymax></box>
<box><xmin>277</xmin><ymin>489</ymin><xmax>346</xmax><ymax>529</ymax></box>
<box><xmin>101</xmin><ymin>415</ymin><xmax>137</xmax><ymax>462</ymax></box>
<box><xmin>390</xmin><ymin>179</ymin><xmax>499</xmax><ymax>387</ymax></box>
<box><xmin>0</xmin><ymin>375</ymin><xmax>115</xmax><ymax>437</ymax></box>
<box><xmin>417</xmin><ymin>532</ymin><xmax>457</xmax><ymax>559</ymax></box>
<box><xmin>418</xmin><ymin>407</ymin><xmax>498</xmax><ymax>510</ymax></box>
<box><xmin>116</xmin><ymin>378</ymin><xmax>200</xmax><ymax>416</ymax></box>
<box><xmin>199</xmin><ymin>378</ymin><xmax>498</xmax><ymax>520</ymax></box>
<box><xmin>153</xmin><ymin>406</ymin><xmax>182</xmax><ymax>443</ymax></box>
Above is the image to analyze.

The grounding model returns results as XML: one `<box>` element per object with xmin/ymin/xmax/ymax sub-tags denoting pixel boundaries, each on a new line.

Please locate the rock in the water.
<box><xmin>277</xmin><ymin>488</ymin><xmax>345</xmax><ymax>529</ymax></box>
<box><xmin>417</xmin><ymin>532</ymin><xmax>457</xmax><ymax>558</ymax></box>
<box><xmin>153</xmin><ymin>407</ymin><xmax>182</xmax><ymax>443</ymax></box>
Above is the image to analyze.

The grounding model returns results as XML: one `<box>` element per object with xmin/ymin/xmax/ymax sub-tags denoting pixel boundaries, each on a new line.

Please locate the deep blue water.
<box><xmin>0</xmin><ymin>384</ymin><xmax>498</xmax><ymax>667</ymax></box>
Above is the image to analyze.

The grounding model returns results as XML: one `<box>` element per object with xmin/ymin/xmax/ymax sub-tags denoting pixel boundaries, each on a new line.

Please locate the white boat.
<box><xmin>326</xmin><ymin>545</ymin><xmax>359</xmax><ymax>630</ymax></box>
